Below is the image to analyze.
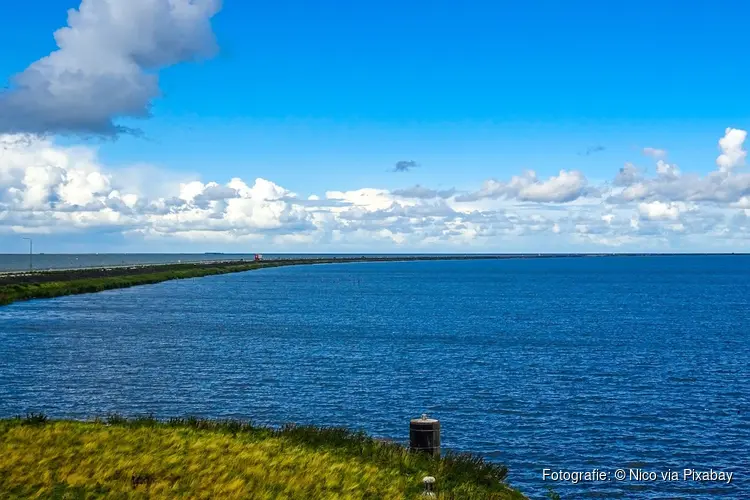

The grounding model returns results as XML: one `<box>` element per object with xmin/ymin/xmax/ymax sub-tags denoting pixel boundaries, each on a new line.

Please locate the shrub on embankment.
<box><xmin>0</xmin><ymin>415</ymin><xmax>525</xmax><ymax>499</ymax></box>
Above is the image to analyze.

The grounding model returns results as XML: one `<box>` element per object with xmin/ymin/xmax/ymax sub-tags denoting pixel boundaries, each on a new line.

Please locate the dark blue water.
<box><xmin>1</xmin><ymin>256</ymin><xmax>748</xmax><ymax>498</ymax></box>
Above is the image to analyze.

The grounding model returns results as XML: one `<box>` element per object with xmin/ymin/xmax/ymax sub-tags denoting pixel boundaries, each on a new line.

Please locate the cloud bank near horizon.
<box><xmin>1</xmin><ymin>128</ymin><xmax>748</xmax><ymax>252</ymax></box>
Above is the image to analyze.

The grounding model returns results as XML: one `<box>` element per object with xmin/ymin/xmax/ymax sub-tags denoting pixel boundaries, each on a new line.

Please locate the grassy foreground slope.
<box><xmin>0</xmin><ymin>416</ymin><xmax>525</xmax><ymax>499</ymax></box>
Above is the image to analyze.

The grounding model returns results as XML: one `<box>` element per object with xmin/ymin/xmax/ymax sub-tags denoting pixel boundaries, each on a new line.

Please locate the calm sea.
<box><xmin>0</xmin><ymin>256</ymin><xmax>748</xmax><ymax>498</ymax></box>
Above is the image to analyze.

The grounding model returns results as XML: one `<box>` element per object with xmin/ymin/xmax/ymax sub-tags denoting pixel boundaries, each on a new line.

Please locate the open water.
<box><xmin>1</xmin><ymin>256</ymin><xmax>748</xmax><ymax>498</ymax></box>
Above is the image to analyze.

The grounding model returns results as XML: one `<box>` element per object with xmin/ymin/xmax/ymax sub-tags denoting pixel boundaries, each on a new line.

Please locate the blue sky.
<box><xmin>0</xmin><ymin>1</ymin><xmax>749</xmax><ymax>252</ymax></box>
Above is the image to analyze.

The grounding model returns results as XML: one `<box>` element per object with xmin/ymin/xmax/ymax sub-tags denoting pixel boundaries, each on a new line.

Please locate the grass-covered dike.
<box><xmin>0</xmin><ymin>259</ymin><xmax>306</xmax><ymax>306</ymax></box>
<box><xmin>0</xmin><ymin>414</ymin><xmax>526</xmax><ymax>499</ymax></box>
<box><xmin>0</xmin><ymin>254</ymin><xmax>580</xmax><ymax>307</ymax></box>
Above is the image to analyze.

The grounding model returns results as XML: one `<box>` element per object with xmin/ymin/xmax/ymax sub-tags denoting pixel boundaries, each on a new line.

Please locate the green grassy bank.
<box><xmin>0</xmin><ymin>415</ymin><xmax>526</xmax><ymax>499</ymax></box>
<box><xmin>0</xmin><ymin>255</ymin><xmax>565</xmax><ymax>307</ymax></box>
<box><xmin>0</xmin><ymin>260</ymin><xmax>307</xmax><ymax>306</ymax></box>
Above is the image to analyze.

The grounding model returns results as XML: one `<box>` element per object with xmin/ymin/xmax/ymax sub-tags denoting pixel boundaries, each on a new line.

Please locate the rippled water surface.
<box><xmin>1</xmin><ymin>256</ymin><xmax>748</xmax><ymax>498</ymax></box>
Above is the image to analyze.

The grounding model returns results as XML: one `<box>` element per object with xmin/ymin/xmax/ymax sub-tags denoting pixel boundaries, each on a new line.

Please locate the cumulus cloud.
<box><xmin>455</xmin><ymin>170</ymin><xmax>591</xmax><ymax>203</ymax></box>
<box><xmin>0</xmin><ymin>0</ymin><xmax>222</xmax><ymax>136</ymax></box>
<box><xmin>608</xmin><ymin>171</ymin><xmax>750</xmax><ymax>206</ymax></box>
<box><xmin>393</xmin><ymin>160</ymin><xmax>419</xmax><ymax>172</ymax></box>
<box><xmin>655</xmin><ymin>160</ymin><xmax>680</xmax><ymax>180</ymax></box>
<box><xmin>521</xmin><ymin>170</ymin><xmax>590</xmax><ymax>202</ymax></box>
<box><xmin>2</xmin><ymin>128</ymin><xmax>750</xmax><ymax>251</ymax></box>
<box><xmin>0</xmin><ymin>134</ymin><xmax>314</xmax><ymax>240</ymax></box>
<box><xmin>638</xmin><ymin>201</ymin><xmax>684</xmax><ymax>220</ymax></box>
<box><xmin>325</xmin><ymin>188</ymin><xmax>395</xmax><ymax>211</ymax></box>
<box><xmin>604</xmin><ymin>129</ymin><xmax>750</xmax><ymax>209</ymax></box>
<box><xmin>716</xmin><ymin>128</ymin><xmax>747</xmax><ymax>172</ymax></box>
<box><xmin>1</xmin><ymin>134</ymin><xmax>115</xmax><ymax>210</ymax></box>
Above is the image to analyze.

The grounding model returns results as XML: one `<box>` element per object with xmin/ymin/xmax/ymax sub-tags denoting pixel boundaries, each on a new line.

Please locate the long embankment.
<box><xmin>0</xmin><ymin>415</ymin><xmax>526</xmax><ymax>499</ymax></box>
<box><xmin>0</xmin><ymin>254</ymin><xmax>602</xmax><ymax>307</ymax></box>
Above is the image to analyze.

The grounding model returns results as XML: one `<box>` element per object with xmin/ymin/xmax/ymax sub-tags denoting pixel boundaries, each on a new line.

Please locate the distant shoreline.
<box><xmin>0</xmin><ymin>253</ymin><xmax>746</xmax><ymax>306</ymax></box>
<box><xmin>0</xmin><ymin>255</ymin><xmax>568</xmax><ymax>306</ymax></box>
<box><xmin>0</xmin><ymin>251</ymin><xmax>746</xmax><ymax>275</ymax></box>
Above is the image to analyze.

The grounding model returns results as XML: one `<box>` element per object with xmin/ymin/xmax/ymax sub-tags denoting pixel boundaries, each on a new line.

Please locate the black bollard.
<box><xmin>409</xmin><ymin>414</ymin><xmax>440</xmax><ymax>458</ymax></box>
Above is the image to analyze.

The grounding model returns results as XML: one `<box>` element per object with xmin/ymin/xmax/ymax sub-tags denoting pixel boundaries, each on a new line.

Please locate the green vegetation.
<box><xmin>545</xmin><ymin>487</ymin><xmax>562</xmax><ymax>500</ymax></box>
<box><xmin>0</xmin><ymin>258</ymin><xmax>384</xmax><ymax>306</ymax></box>
<box><xmin>0</xmin><ymin>253</ymin><xmax>705</xmax><ymax>307</ymax></box>
<box><xmin>0</xmin><ymin>255</ymin><xmax>527</xmax><ymax>307</ymax></box>
<box><xmin>0</xmin><ymin>260</ymin><xmax>267</xmax><ymax>306</ymax></box>
<box><xmin>0</xmin><ymin>415</ymin><xmax>526</xmax><ymax>499</ymax></box>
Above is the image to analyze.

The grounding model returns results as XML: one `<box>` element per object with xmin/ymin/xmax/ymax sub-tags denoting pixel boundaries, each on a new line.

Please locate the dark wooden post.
<box><xmin>410</xmin><ymin>414</ymin><xmax>440</xmax><ymax>457</ymax></box>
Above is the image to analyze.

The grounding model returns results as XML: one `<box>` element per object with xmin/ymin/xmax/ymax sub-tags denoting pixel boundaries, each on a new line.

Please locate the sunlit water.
<box><xmin>1</xmin><ymin>256</ymin><xmax>748</xmax><ymax>498</ymax></box>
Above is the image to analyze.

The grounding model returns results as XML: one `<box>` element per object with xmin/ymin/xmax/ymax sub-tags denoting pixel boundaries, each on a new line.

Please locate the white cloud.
<box><xmin>616</xmin><ymin>182</ymin><xmax>649</xmax><ymax>202</ymax></box>
<box><xmin>325</xmin><ymin>188</ymin><xmax>398</xmax><ymax>211</ymax></box>
<box><xmin>638</xmin><ymin>201</ymin><xmax>683</xmax><ymax>220</ymax></box>
<box><xmin>520</xmin><ymin>170</ymin><xmax>589</xmax><ymax>203</ymax></box>
<box><xmin>716</xmin><ymin>127</ymin><xmax>747</xmax><ymax>172</ymax></box>
<box><xmin>608</xmin><ymin>130</ymin><xmax>750</xmax><ymax>205</ymax></box>
<box><xmin>0</xmin><ymin>134</ymin><xmax>312</xmax><ymax>240</ymax></box>
<box><xmin>455</xmin><ymin>169</ymin><xmax>590</xmax><ymax>203</ymax></box>
<box><xmin>655</xmin><ymin>160</ymin><xmax>680</xmax><ymax>180</ymax></box>
<box><xmin>179</xmin><ymin>181</ymin><xmax>207</xmax><ymax>202</ymax></box>
<box><xmin>2</xmin><ymin>128</ymin><xmax>750</xmax><ymax>252</ymax></box>
<box><xmin>0</xmin><ymin>0</ymin><xmax>221</xmax><ymax>136</ymax></box>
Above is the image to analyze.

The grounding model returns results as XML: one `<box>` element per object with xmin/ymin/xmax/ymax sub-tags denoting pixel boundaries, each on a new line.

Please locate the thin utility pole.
<box><xmin>22</xmin><ymin>237</ymin><xmax>32</xmax><ymax>271</ymax></box>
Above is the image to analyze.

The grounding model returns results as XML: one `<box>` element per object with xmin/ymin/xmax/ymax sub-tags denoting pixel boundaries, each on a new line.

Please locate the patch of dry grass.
<box><xmin>0</xmin><ymin>416</ymin><xmax>525</xmax><ymax>499</ymax></box>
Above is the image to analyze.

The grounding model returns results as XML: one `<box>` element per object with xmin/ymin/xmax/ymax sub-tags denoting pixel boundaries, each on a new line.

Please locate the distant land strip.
<box><xmin>0</xmin><ymin>253</ymin><xmax>744</xmax><ymax>306</ymax></box>
<box><xmin>0</xmin><ymin>254</ymin><xmax>561</xmax><ymax>306</ymax></box>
